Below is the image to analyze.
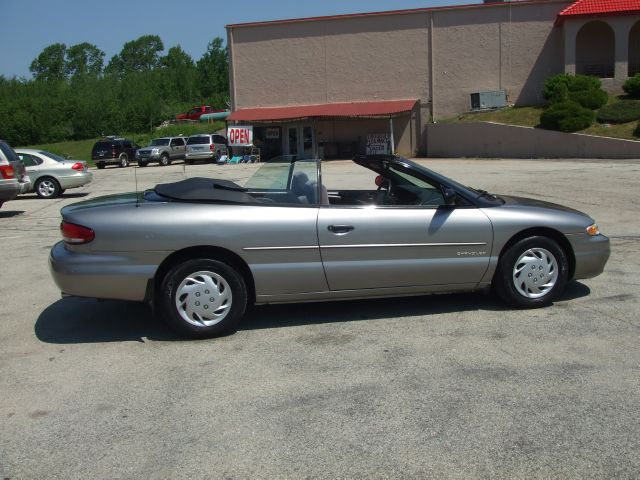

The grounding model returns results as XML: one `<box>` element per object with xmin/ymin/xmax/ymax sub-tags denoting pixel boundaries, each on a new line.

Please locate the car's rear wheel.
<box><xmin>159</xmin><ymin>259</ymin><xmax>247</xmax><ymax>338</ymax></box>
<box><xmin>118</xmin><ymin>154</ymin><xmax>129</xmax><ymax>168</ymax></box>
<box><xmin>159</xmin><ymin>153</ymin><xmax>170</xmax><ymax>166</ymax></box>
<box><xmin>35</xmin><ymin>177</ymin><xmax>61</xmax><ymax>199</ymax></box>
<box><xmin>495</xmin><ymin>236</ymin><xmax>568</xmax><ymax>308</ymax></box>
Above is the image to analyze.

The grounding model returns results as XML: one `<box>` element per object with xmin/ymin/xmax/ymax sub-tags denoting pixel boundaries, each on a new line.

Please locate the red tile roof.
<box><xmin>227</xmin><ymin>100</ymin><xmax>417</xmax><ymax>122</ymax></box>
<box><xmin>558</xmin><ymin>0</ymin><xmax>640</xmax><ymax>19</ymax></box>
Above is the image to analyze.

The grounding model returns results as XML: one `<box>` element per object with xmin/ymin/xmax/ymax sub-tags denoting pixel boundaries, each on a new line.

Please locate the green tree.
<box><xmin>161</xmin><ymin>46</ymin><xmax>198</xmax><ymax>102</ymax></box>
<box><xmin>66</xmin><ymin>42</ymin><xmax>105</xmax><ymax>79</ymax></box>
<box><xmin>196</xmin><ymin>37</ymin><xmax>229</xmax><ymax>102</ymax></box>
<box><xmin>29</xmin><ymin>43</ymin><xmax>67</xmax><ymax>82</ymax></box>
<box><xmin>106</xmin><ymin>35</ymin><xmax>164</xmax><ymax>76</ymax></box>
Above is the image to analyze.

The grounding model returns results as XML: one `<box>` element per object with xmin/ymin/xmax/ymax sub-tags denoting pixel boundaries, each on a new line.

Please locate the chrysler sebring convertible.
<box><xmin>49</xmin><ymin>155</ymin><xmax>609</xmax><ymax>338</ymax></box>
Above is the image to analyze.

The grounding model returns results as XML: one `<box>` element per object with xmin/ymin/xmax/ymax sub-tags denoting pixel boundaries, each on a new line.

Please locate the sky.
<box><xmin>0</xmin><ymin>0</ymin><xmax>479</xmax><ymax>79</ymax></box>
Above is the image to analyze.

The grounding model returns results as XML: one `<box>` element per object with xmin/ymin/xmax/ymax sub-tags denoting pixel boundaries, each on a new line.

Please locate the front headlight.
<box><xmin>152</xmin><ymin>148</ymin><xmax>159</xmax><ymax>154</ymax></box>
<box><xmin>586</xmin><ymin>223</ymin><xmax>600</xmax><ymax>236</ymax></box>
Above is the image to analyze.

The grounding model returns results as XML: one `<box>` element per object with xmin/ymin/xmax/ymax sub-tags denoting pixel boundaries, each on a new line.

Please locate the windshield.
<box><xmin>41</xmin><ymin>151</ymin><xmax>66</xmax><ymax>162</ymax></box>
<box><xmin>151</xmin><ymin>138</ymin><xmax>170</xmax><ymax>146</ymax></box>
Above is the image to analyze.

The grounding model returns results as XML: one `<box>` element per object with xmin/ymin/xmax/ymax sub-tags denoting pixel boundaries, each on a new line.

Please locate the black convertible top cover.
<box><xmin>154</xmin><ymin>177</ymin><xmax>255</xmax><ymax>203</ymax></box>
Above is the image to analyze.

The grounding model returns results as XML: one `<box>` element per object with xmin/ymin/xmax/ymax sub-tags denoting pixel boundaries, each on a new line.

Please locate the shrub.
<box><xmin>633</xmin><ymin>121</ymin><xmax>640</xmax><ymax>138</ymax></box>
<box><xmin>569</xmin><ymin>88</ymin><xmax>608</xmax><ymax>110</ymax></box>
<box><xmin>543</xmin><ymin>74</ymin><xmax>602</xmax><ymax>103</ymax></box>
<box><xmin>597</xmin><ymin>100</ymin><xmax>640</xmax><ymax>123</ymax></box>
<box><xmin>623</xmin><ymin>74</ymin><xmax>640</xmax><ymax>99</ymax></box>
<box><xmin>539</xmin><ymin>101</ymin><xmax>595</xmax><ymax>132</ymax></box>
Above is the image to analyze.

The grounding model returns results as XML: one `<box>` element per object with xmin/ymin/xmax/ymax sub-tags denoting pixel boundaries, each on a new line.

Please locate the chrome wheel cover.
<box><xmin>175</xmin><ymin>271</ymin><xmax>232</xmax><ymax>327</ymax></box>
<box><xmin>512</xmin><ymin>248</ymin><xmax>558</xmax><ymax>299</ymax></box>
<box><xmin>37</xmin><ymin>179</ymin><xmax>57</xmax><ymax>197</ymax></box>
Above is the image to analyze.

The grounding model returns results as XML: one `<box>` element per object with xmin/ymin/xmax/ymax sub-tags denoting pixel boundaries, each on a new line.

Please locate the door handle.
<box><xmin>328</xmin><ymin>225</ymin><xmax>354</xmax><ymax>234</ymax></box>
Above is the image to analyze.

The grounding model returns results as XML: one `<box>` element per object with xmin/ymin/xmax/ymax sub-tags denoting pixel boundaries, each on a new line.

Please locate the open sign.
<box><xmin>227</xmin><ymin>126</ymin><xmax>254</xmax><ymax>146</ymax></box>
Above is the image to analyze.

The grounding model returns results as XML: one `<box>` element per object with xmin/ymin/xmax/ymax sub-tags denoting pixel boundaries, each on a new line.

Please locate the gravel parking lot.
<box><xmin>1</xmin><ymin>158</ymin><xmax>639</xmax><ymax>479</ymax></box>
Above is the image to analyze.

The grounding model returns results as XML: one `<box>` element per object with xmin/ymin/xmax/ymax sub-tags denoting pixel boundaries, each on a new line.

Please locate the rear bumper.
<box><xmin>186</xmin><ymin>151</ymin><xmax>215</xmax><ymax>160</ymax></box>
<box><xmin>0</xmin><ymin>181</ymin><xmax>21</xmax><ymax>203</ymax></box>
<box><xmin>569</xmin><ymin>233</ymin><xmax>610</xmax><ymax>280</ymax></box>
<box><xmin>58</xmin><ymin>172</ymin><xmax>93</xmax><ymax>189</ymax></box>
<box><xmin>49</xmin><ymin>241</ymin><xmax>157</xmax><ymax>302</ymax></box>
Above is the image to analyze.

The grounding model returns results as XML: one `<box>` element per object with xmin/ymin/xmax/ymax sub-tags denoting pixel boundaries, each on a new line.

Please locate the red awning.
<box><xmin>227</xmin><ymin>99</ymin><xmax>417</xmax><ymax>122</ymax></box>
<box><xmin>557</xmin><ymin>0</ymin><xmax>640</xmax><ymax>23</ymax></box>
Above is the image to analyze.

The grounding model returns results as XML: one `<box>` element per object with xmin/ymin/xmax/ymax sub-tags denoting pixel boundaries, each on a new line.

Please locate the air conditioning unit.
<box><xmin>470</xmin><ymin>90</ymin><xmax>507</xmax><ymax>111</ymax></box>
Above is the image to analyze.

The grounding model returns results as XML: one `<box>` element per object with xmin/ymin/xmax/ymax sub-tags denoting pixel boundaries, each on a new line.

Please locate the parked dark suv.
<box><xmin>91</xmin><ymin>137</ymin><xmax>140</xmax><ymax>169</ymax></box>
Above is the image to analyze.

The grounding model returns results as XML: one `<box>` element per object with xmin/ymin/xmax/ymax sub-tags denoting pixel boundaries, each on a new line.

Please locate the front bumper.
<box><xmin>568</xmin><ymin>233</ymin><xmax>610</xmax><ymax>280</ymax></box>
<box><xmin>49</xmin><ymin>241</ymin><xmax>158</xmax><ymax>302</ymax></box>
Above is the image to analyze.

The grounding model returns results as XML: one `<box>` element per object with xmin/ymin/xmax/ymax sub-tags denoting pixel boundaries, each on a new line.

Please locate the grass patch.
<box><xmin>20</xmin><ymin>121</ymin><xmax>225</xmax><ymax>167</ymax></box>
<box><xmin>443</xmin><ymin>106</ymin><xmax>544</xmax><ymax>128</ymax></box>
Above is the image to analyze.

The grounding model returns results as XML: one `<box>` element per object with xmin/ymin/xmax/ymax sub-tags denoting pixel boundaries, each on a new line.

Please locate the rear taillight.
<box><xmin>210</xmin><ymin>144</ymin><xmax>215</xmax><ymax>151</ymax></box>
<box><xmin>71</xmin><ymin>162</ymin><xmax>84</xmax><ymax>171</ymax></box>
<box><xmin>112</xmin><ymin>146</ymin><xmax>116</xmax><ymax>158</ymax></box>
<box><xmin>0</xmin><ymin>165</ymin><xmax>15</xmax><ymax>179</ymax></box>
<box><xmin>60</xmin><ymin>221</ymin><xmax>95</xmax><ymax>244</ymax></box>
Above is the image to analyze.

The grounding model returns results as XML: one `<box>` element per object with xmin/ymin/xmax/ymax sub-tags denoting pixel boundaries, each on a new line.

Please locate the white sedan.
<box><xmin>14</xmin><ymin>149</ymin><xmax>93</xmax><ymax>199</ymax></box>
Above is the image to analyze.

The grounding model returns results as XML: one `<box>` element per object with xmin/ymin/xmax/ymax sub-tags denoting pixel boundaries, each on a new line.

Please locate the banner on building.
<box><xmin>227</xmin><ymin>126</ymin><xmax>254</xmax><ymax>146</ymax></box>
<box><xmin>366</xmin><ymin>133</ymin><xmax>391</xmax><ymax>155</ymax></box>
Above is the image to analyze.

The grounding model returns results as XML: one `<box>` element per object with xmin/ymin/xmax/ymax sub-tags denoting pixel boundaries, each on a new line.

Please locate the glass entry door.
<box><xmin>285</xmin><ymin>124</ymin><xmax>315</xmax><ymax>158</ymax></box>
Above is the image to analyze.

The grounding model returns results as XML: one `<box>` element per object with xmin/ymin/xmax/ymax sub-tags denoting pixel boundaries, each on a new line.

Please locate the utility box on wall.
<box><xmin>470</xmin><ymin>90</ymin><xmax>507</xmax><ymax>111</ymax></box>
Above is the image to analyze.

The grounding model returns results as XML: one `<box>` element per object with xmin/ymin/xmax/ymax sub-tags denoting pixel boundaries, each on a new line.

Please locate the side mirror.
<box><xmin>442</xmin><ymin>187</ymin><xmax>456</xmax><ymax>205</ymax></box>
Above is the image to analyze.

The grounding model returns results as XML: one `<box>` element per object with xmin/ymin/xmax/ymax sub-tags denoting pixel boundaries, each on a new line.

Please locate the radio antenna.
<box><xmin>134</xmin><ymin>163</ymin><xmax>140</xmax><ymax>208</ymax></box>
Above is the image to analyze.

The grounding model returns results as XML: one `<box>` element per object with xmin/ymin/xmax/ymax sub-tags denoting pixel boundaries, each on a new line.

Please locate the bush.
<box><xmin>569</xmin><ymin>88</ymin><xmax>608</xmax><ymax>110</ymax></box>
<box><xmin>623</xmin><ymin>74</ymin><xmax>640</xmax><ymax>99</ymax></box>
<box><xmin>597</xmin><ymin>100</ymin><xmax>640</xmax><ymax>123</ymax></box>
<box><xmin>539</xmin><ymin>101</ymin><xmax>595</xmax><ymax>132</ymax></box>
<box><xmin>543</xmin><ymin>74</ymin><xmax>602</xmax><ymax>102</ymax></box>
<box><xmin>633</xmin><ymin>121</ymin><xmax>640</xmax><ymax>138</ymax></box>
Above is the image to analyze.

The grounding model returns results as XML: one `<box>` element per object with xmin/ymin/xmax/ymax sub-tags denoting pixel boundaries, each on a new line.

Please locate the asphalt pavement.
<box><xmin>0</xmin><ymin>158</ymin><xmax>638</xmax><ymax>479</ymax></box>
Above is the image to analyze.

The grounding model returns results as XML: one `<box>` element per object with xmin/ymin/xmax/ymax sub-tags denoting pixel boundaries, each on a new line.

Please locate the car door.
<box><xmin>317</xmin><ymin>187</ymin><xmax>493</xmax><ymax>292</ymax></box>
<box><xmin>16</xmin><ymin>153</ymin><xmax>41</xmax><ymax>183</ymax></box>
<box><xmin>170</xmin><ymin>138</ymin><xmax>186</xmax><ymax>159</ymax></box>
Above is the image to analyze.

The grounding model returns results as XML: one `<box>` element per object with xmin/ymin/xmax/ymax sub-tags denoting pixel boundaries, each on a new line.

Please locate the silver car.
<box><xmin>136</xmin><ymin>137</ymin><xmax>187</xmax><ymax>167</ymax></box>
<box><xmin>15</xmin><ymin>149</ymin><xmax>93</xmax><ymax>199</ymax></box>
<box><xmin>49</xmin><ymin>155</ymin><xmax>610</xmax><ymax>339</ymax></box>
<box><xmin>0</xmin><ymin>140</ymin><xmax>31</xmax><ymax>207</ymax></box>
<box><xmin>185</xmin><ymin>134</ymin><xmax>227</xmax><ymax>164</ymax></box>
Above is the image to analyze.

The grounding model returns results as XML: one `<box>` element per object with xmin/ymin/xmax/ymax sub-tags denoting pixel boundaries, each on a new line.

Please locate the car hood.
<box><xmin>498</xmin><ymin>194</ymin><xmax>590</xmax><ymax>217</ymax></box>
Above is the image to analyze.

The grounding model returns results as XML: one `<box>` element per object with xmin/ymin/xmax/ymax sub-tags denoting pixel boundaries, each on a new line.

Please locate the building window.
<box><xmin>576</xmin><ymin>21</ymin><xmax>615</xmax><ymax>78</ymax></box>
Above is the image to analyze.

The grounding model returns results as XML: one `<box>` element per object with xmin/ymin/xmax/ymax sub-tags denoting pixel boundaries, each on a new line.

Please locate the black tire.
<box><xmin>494</xmin><ymin>236</ymin><xmax>569</xmax><ymax>308</ymax></box>
<box><xmin>118</xmin><ymin>154</ymin><xmax>129</xmax><ymax>168</ymax></box>
<box><xmin>159</xmin><ymin>258</ymin><xmax>248</xmax><ymax>339</ymax></box>
<box><xmin>96</xmin><ymin>162</ymin><xmax>105</xmax><ymax>169</ymax></box>
<box><xmin>138</xmin><ymin>160</ymin><xmax>148</xmax><ymax>167</ymax></box>
<box><xmin>59</xmin><ymin>189</ymin><xmax>66</xmax><ymax>195</ymax></box>
<box><xmin>159</xmin><ymin>153</ymin><xmax>170</xmax><ymax>166</ymax></box>
<box><xmin>35</xmin><ymin>177</ymin><xmax>61</xmax><ymax>199</ymax></box>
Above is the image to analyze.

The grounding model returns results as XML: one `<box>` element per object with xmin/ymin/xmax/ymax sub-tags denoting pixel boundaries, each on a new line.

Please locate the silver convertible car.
<box><xmin>49</xmin><ymin>155</ymin><xmax>610</xmax><ymax>338</ymax></box>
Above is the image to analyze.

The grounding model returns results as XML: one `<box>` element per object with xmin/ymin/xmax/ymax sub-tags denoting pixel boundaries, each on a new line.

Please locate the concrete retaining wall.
<box><xmin>426</xmin><ymin>122</ymin><xmax>640</xmax><ymax>159</ymax></box>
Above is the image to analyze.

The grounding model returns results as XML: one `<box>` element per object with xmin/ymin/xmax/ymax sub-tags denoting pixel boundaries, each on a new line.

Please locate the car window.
<box><xmin>0</xmin><ymin>142</ymin><xmax>20</xmax><ymax>162</ymax></box>
<box><xmin>41</xmin><ymin>151</ymin><xmax>66</xmax><ymax>162</ymax></box>
<box><xmin>187</xmin><ymin>136</ymin><xmax>211</xmax><ymax>145</ymax></box>
<box><xmin>31</xmin><ymin>155</ymin><xmax>45</xmax><ymax>165</ymax></box>
<box><xmin>18</xmin><ymin>153</ymin><xmax>37</xmax><ymax>167</ymax></box>
<box><xmin>212</xmin><ymin>135</ymin><xmax>226</xmax><ymax>144</ymax></box>
<box><xmin>244</xmin><ymin>158</ymin><xmax>319</xmax><ymax>206</ymax></box>
<box><xmin>93</xmin><ymin>141</ymin><xmax>113</xmax><ymax>151</ymax></box>
<box><xmin>151</xmin><ymin>139</ymin><xmax>170</xmax><ymax>146</ymax></box>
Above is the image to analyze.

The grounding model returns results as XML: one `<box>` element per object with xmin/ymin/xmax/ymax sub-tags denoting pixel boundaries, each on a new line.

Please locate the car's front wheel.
<box><xmin>159</xmin><ymin>259</ymin><xmax>248</xmax><ymax>338</ymax></box>
<box><xmin>494</xmin><ymin>236</ymin><xmax>568</xmax><ymax>308</ymax></box>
